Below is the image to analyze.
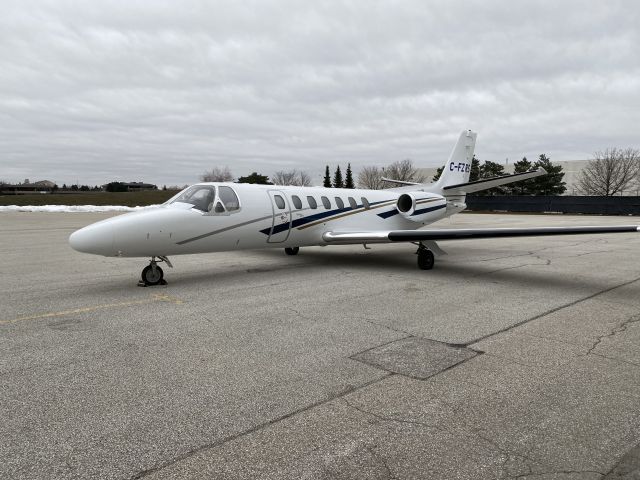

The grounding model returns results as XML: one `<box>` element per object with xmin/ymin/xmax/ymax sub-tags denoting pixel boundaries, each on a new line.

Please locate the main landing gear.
<box><xmin>416</xmin><ymin>243</ymin><xmax>435</xmax><ymax>270</ymax></box>
<box><xmin>138</xmin><ymin>256</ymin><xmax>173</xmax><ymax>286</ymax></box>
<box><xmin>284</xmin><ymin>247</ymin><xmax>300</xmax><ymax>256</ymax></box>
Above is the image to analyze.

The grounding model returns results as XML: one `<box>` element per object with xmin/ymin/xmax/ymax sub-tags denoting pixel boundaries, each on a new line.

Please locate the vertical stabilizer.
<box><xmin>433</xmin><ymin>130</ymin><xmax>477</xmax><ymax>190</ymax></box>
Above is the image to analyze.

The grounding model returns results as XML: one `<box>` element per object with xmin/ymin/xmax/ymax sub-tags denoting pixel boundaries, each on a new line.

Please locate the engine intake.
<box><xmin>396</xmin><ymin>192</ymin><xmax>447</xmax><ymax>223</ymax></box>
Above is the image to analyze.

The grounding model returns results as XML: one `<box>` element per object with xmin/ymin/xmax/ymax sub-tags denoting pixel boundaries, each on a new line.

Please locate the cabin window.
<box><xmin>170</xmin><ymin>185</ymin><xmax>216</xmax><ymax>212</ymax></box>
<box><xmin>218</xmin><ymin>186</ymin><xmax>240</xmax><ymax>211</ymax></box>
<box><xmin>274</xmin><ymin>195</ymin><xmax>286</xmax><ymax>209</ymax></box>
<box><xmin>361</xmin><ymin>197</ymin><xmax>370</xmax><ymax>210</ymax></box>
<box><xmin>321</xmin><ymin>196</ymin><xmax>331</xmax><ymax>209</ymax></box>
<box><xmin>307</xmin><ymin>196</ymin><xmax>318</xmax><ymax>209</ymax></box>
<box><xmin>348</xmin><ymin>197</ymin><xmax>357</xmax><ymax>209</ymax></box>
<box><xmin>291</xmin><ymin>195</ymin><xmax>302</xmax><ymax>209</ymax></box>
<box><xmin>335</xmin><ymin>197</ymin><xmax>344</xmax><ymax>209</ymax></box>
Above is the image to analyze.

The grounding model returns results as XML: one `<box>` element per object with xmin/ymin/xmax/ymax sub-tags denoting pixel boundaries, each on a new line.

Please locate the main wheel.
<box><xmin>417</xmin><ymin>250</ymin><xmax>435</xmax><ymax>270</ymax></box>
<box><xmin>141</xmin><ymin>264</ymin><xmax>164</xmax><ymax>285</ymax></box>
<box><xmin>284</xmin><ymin>247</ymin><xmax>300</xmax><ymax>256</ymax></box>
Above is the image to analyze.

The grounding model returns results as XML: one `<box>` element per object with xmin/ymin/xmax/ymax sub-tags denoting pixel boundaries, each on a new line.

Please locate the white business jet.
<box><xmin>69</xmin><ymin>131</ymin><xmax>639</xmax><ymax>285</ymax></box>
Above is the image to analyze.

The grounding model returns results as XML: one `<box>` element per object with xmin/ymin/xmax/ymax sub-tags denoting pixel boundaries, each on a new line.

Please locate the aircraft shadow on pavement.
<box><xmin>157</xmin><ymin>246</ymin><xmax>624</xmax><ymax>293</ymax></box>
<box><xmin>73</xmin><ymin>245</ymin><xmax>632</xmax><ymax>295</ymax></box>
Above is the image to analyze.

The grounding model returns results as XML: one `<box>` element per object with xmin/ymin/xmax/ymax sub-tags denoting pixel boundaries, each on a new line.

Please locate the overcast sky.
<box><xmin>1</xmin><ymin>1</ymin><xmax>638</xmax><ymax>187</ymax></box>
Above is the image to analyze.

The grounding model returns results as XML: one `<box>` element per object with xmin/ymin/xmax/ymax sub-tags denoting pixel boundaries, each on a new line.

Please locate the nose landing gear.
<box><xmin>138</xmin><ymin>256</ymin><xmax>173</xmax><ymax>286</ymax></box>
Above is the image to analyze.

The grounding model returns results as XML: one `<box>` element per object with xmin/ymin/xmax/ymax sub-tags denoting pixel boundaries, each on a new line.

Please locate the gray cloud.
<box><xmin>1</xmin><ymin>0</ymin><xmax>638</xmax><ymax>186</ymax></box>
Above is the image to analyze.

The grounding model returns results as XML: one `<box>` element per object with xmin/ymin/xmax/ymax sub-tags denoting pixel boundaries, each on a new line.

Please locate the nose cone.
<box><xmin>69</xmin><ymin>222</ymin><xmax>115</xmax><ymax>256</ymax></box>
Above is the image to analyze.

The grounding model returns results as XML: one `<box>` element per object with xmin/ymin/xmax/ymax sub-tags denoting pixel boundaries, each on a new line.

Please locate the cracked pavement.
<box><xmin>1</xmin><ymin>212</ymin><xmax>640</xmax><ymax>479</ymax></box>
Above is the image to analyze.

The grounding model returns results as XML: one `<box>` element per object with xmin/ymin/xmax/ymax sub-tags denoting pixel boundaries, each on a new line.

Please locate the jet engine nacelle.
<box><xmin>396</xmin><ymin>192</ymin><xmax>447</xmax><ymax>223</ymax></box>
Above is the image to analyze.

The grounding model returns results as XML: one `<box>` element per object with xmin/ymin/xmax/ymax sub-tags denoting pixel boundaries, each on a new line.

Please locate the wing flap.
<box><xmin>323</xmin><ymin>226</ymin><xmax>640</xmax><ymax>244</ymax></box>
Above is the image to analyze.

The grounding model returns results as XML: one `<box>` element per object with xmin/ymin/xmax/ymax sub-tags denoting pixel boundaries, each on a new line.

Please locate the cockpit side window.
<box><xmin>169</xmin><ymin>185</ymin><xmax>241</xmax><ymax>214</ymax></box>
<box><xmin>170</xmin><ymin>185</ymin><xmax>216</xmax><ymax>212</ymax></box>
<box><xmin>218</xmin><ymin>186</ymin><xmax>240</xmax><ymax>211</ymax></box>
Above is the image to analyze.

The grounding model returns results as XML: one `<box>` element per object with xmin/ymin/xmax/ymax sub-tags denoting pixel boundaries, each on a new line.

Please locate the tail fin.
<box><xmin>433</xmin><ymin>130</ymin><xmax>477</xmax><ymax>189</ymax></box>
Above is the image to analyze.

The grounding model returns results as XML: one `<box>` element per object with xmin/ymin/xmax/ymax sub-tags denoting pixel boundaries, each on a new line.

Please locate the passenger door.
<box><xmin>267</xmin><ymin>190</ymin><xmax>292</xmax><ymax>243</ymax></box>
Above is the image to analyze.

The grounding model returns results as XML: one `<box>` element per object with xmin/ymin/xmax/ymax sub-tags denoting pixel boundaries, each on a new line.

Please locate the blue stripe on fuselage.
<box><xmin>378</xmin><ymin>203</ymin><xmax>446</xmax><ymax>219</ymax></box>
<box><xmin>377</xmin><ymin>209</ymin><xmax>399</xmax><ymax>219</ymax></box>
<box><xmin>260</xmin><ymin>200</ymin><xmax>391</xmax><ymax>235</ymax></box>
<box><xmin>412</xmin><ymin>204</ymin><xmax>446</xmax><ymax>216</ymax></box>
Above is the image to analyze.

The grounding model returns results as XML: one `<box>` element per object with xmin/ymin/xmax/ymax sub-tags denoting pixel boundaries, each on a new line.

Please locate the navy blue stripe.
<box><xmin>260</xmin><ymin>199</ymin><xmax>393</xmax><ymax>235</ymax></box>
<box><xmin>267</xmin><ymin>206</ymin><xmax>353</xmax><ymax>235</ymax></box>
<box><xmin>377</xmin><ymin>209</ymin><xmax>399</xmax><ymax>219</ymax></box>
<box><xmin>412</xmin><ymin>204</ymin><xmax>446</xmax><ymax>216</ymax></box>
<box><xmin>378</xmin><ymin>203</ymin><xmax>446</xmax><ymax>220</ymax></box>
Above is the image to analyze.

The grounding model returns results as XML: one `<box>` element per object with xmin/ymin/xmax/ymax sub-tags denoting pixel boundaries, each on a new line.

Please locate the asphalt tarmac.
<box><xmin>1</xmin><ymin>211</ymin><xmax>639</xmax><ymax>479</ymax></box>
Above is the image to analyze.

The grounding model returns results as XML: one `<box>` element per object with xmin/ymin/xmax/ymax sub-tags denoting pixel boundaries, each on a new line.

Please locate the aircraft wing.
<box><xmin>323</xmin><ymin>225</ymin><xmax>640</xmax><ymax>244</ymax></box>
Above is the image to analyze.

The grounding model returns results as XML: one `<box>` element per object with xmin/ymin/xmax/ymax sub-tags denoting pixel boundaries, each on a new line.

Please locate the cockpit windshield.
<box><xmin>169</xmin><ymin>185</ymin><xmax>216</xmax><ymax>212</ymax></box>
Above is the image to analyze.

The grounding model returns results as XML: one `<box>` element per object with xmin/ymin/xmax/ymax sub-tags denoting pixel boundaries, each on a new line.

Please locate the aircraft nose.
<box><xmin>69</xmin><ymin>222</ymin><xmax>115</xmax><ymax>256</ymax></box>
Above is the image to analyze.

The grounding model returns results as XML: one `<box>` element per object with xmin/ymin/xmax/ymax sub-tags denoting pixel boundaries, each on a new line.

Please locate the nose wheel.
<box><xmin>138</xmin><ymin>256</ymin><xmax>172</xmax><ymax>286</ymax></box>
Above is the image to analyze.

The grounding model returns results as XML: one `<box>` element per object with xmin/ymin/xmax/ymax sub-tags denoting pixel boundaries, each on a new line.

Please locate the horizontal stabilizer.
<box><xmin>323</xmin><ymin>225</ymin><xmax>640</xmax><ymax>244</ymax></box>
<box><xmin>443</xmin><ymin>168</ymin><xmax>546</xmax><ymax>195</ymax></box>
<box><xmin>381</xmin><ymin>177</ymin><xmax>421</xmax><ymax>186</ymax></box>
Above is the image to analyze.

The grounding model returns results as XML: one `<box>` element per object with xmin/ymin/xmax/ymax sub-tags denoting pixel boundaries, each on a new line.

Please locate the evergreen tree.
<box><xmin>476</xmin><ymin>160</ymin><xmax>506</xmax><ymax>196</ymax></box>
<box><xmin>509</xmin><ymin>157</ymin><xmax>534</xmax><ymax>195</ymax></box>
<box><xmin>323</xmin><ymin>166</ymin><xmax>332</xmax><ymax>188</ymax></box>
<box><xmin>529</xmin><ymin>154</ymin><xmax>566</xmax><ymax>195</ymax></box>
<box><xmin>479</xmin><ymin>160</ymin><xmax>505</xmax><ymax>178</ymax></box>
<box><xmin>333</xmin><ymin>165</ymin><xmax>344</xmax><ymax>188</ymax></box>
<box><xmin>432</xmin><ymin>166</ymin><xmax>444</xmax><ymax>182</ymax></box>
<box><xmin>469</xmin><ymin>155</ymin><xmax>480</xmax><ymax>182</ymax></box>
<box><xmin>237</xmin><ymin>172</ymin><xmax>272</xmax><ymax>184</ymax></box>
<box><xmin>345</xmin><ymin>163</ymin><xmax>355</xmax><ymax>189</ymax></box>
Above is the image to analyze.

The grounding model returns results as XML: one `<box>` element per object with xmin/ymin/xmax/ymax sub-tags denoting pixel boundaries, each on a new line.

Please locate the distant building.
<box><xmin>102</xmin><ymin>182</ymin><xmax>158</xmax><ymax>192</ymax></box>
<box><xmin>0</xmin><ymin>180</ymin><xmax>56</xmax><ymax>195</ymax></box>
<box><xmin>122</xmin><ymin>182</ymin><xmax>157</xmax><ymax>192</ymax></box>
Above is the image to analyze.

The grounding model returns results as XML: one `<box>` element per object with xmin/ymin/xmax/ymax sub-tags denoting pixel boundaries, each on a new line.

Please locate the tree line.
<box><xmin>199</xmin><ymin>146</ymin><xmax>640</xmax><ymax>196</ymax></box>
<box><xmin>431</xmin><ymin>154</ymin><xmax>567</xmax><ymax>196</ymax></box>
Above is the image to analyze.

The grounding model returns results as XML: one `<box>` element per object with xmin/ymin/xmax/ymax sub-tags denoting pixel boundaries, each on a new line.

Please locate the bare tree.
<box><xmin>200</xmin><ymin>166</ymin><xmax>233</xmax><ymax>182</ymax></box>
<box><xmin>384</xmin><ymin>159</ymin><xmax>426</xmax><ymax>183</ymax></box>
<box><xmin>577</xmin><ymin>148</ymin><xmax>640</xmax><ymax>196</ymax></box>
<box><xmin>272</xmin><ymin>169</ymin><xmax>311</xmax><ymax>186</ymax></box>
<box><xmin>357</xmin><ymin>166</ymin><xmax>385</xmax><ymax>190</ymax></box>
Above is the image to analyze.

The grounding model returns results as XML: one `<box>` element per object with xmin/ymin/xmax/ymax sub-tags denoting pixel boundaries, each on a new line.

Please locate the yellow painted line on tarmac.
<box><xmin>0</xmin><ymin>293</ymin><xmax>183</xmax><ymax>325</ymax></box>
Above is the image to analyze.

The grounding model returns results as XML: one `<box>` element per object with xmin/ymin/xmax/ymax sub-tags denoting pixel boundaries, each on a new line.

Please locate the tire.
<box><xmin>141</xmin><ymin>265</ymin><xmax>164</xmax><ymax>285</ymax></box>
<box><xmin>417</xmin><ymin>250</ymin><xmax>435</xmax><ymax>270</ymax></box>
<box><xmin>284</xmin><ymin>247</ymin><xmax>300</xmax><ymax>256</ymax></box>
